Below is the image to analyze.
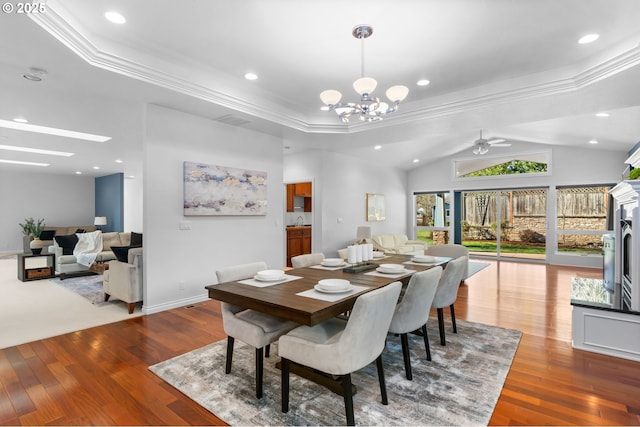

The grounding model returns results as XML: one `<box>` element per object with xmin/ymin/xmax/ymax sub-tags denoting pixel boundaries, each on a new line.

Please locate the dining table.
<box><xmin>205</xmin><ymin>254</ymin><xmax>452</xmax><ymax>327</ymax></box>
<box><xmin>205</xmin><ymin>253</ymin><xmax>451</xmax><ymax>395</ymax></box>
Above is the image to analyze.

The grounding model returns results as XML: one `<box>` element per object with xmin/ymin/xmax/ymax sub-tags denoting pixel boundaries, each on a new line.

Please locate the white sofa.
<box><xmin>371</xmin><ymin>234</ymin><xmax>426</xmax><ymax>255</ymax></box>
<box><xmin>49</xmin><ymin>231</ymin><xmax>134</xmax><ymax>279</ymax></box>
<box><xmin>103</xmin><ymin>247</ymin><xmax>143</xmax><ymax>314</ymax></box>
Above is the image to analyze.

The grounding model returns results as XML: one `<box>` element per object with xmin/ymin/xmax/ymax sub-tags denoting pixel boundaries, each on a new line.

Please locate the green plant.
<box><xmin>629</xmin><ymin>168</ymin><xmax>640</xmax><ymax>180</ymax></box>
<box><xmin>19</xmin><ymin>217</ymin><xmax>45</xmax><ymax>237</ymax></box>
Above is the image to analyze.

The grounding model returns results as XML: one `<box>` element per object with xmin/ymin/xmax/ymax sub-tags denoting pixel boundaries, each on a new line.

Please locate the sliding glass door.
<box><xmin>461</xmin><ymin>188</ymin><xmax>547</xmax><ymax>260</ymax></box>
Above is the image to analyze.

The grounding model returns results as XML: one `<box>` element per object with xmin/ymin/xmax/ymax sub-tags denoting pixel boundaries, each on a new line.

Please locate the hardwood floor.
<box><xmin>1</xmin><ymin>260</ymin><xmax>639</xmax><ymax>425</ymax></box>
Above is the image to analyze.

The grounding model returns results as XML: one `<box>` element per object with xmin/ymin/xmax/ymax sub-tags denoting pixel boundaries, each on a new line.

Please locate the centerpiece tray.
<box><xmin>343</xmin><ymin>262</ymin><xmax>378</xmax><ymax>273</ymax></box>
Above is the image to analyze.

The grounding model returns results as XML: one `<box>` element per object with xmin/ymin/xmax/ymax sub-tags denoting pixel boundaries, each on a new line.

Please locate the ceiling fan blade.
<box><xmin>487</xmin><ymin>138</ymin><xmax>506</xmax><ymax>144</ymax></box>
<box><xmin>490</xmin><ymin>143</ymin><xmax>511</xmax><ymax>147</ymax></box>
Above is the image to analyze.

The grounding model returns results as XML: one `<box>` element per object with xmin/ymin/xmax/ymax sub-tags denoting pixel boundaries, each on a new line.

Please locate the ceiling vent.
<box><xmin>214</xmin><ymin>114</ymin><xmax>250</xmax><ymax>127</ymax></box>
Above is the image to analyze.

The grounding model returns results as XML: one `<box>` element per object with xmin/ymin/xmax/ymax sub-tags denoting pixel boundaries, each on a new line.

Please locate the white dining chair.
<box><xmin>431</xmin><ymin>256</ymin><xmax>467</xmax><ymax>345</ymax></box>
<box><xmin>215</xmin><ymin>261</ymin><xmax>298</xmax><ymax>399</ymax></box>
<box><xmin>290</xmin><ymin>252</ymin><xmax>325</xmax><ymax>268</ymax></box>
<box><xmin>279</xmin><ymin>281</ymin><xmax>402</xmax><ymax>426</ymax></box>
<box><xmin>388</xmin><ymin>266</ymin><xmax>442</xmax><ymax>380</ymax></box>
<box><xmin>425</xmin><ymin>244</ymin><xmax>469</xmax><ymax>281</ymax></box>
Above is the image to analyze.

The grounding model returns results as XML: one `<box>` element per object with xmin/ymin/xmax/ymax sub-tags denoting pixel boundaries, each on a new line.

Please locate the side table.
<box><xmin>18</xmin><ymin>252</ymin><xmax>55</xmax><ymax>282</ymax></box>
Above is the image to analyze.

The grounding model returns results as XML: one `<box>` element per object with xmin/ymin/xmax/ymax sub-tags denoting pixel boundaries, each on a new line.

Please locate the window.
<box><xmin>415</xmin><ymin>192</ymin><xmax>451</xmax><ymax>244</ymax></box>
<box><xmin>454</xmin><ymin>151</ymin><xmax>550</xmax><ymax>179</ymax></box>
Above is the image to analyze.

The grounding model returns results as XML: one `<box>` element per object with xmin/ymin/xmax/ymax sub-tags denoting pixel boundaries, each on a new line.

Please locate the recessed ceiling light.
<box><xmin>105</xmin><ymin>11</ymin><xmax>126</xmax><ymax>24</ymax></box>
<box><xmin>13</xmin><ymin>117</ymin><xmax>28</xmax><ymax>123</ymax></box>
<box><xmin>115</xmin><ymin>159</ymin><xmax>123</xmax><ymax>163</ymax></box>
<box><xmin>127</xmin><ymin>175</ymin><xmax>135</xmax><ymax>179</ymax></box>
<box><xmin>417</xmin><ymin>79</ymin><xmax>430</xmax><ymax>87</ymax></box>
<box><xmin>22</xmin><ymin>67</ymin><xmax>47</xmax><ymax>82</ymax></box>
<box><xmin>413</xmin><ymin>159</ymin><xmax>420</xmax><ymax>163</ymax></box>
<box><xmin>75</xmin><ymin>171</ymin><xmax>82</xmax><ymax>175</ymax></box>
<box><xmin>589</xmin><ymin>139</ymin><xmax>598</xmax><ymax>144</ymax></box>
<box><xmin>595</xmin><ymin>112</ymin><xmax>610</xmax><ymax>117</ymax></box>
<box><xmin>374</xmin><ymin>145</ymin><xmax>382</xmax><ymax>150</ymax></box>
<box><xmin>320</xmin><ymin>106</ymin><xmax>330</xmax><ymax>111</ymax></box>
<box><xmin>244</xmin><ymin>72</ymin><xmax>258</xmax><ymax>81</ymax></box>
<box><xmin>578</xmin><ymin>34</ymin><xmax>599</xmax><ymax>44</ymax></box>
<box><xmin>0</xmin><ymin>144</ymin><xmax>74</xmax><ymax>157</ymax></box>
<box><xmin>0</xmin><ymin>159</ymin><xmax>49</xmax><ymax>166</ymax></box>
<box><xmin>93</xmin><ymin>166</ymin><xmax>100</xmax><ymax>170</ymax></box>
<box><xmin>0</xmin><ymin>119</ymin><xmax>111</xmax><ymax>142</ymax></box>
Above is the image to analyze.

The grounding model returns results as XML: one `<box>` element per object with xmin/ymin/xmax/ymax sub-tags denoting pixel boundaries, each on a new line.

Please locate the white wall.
<box><xmin>408</xmin><ymin>143</ymin><xmax>627</xmax><ymax>267</ymax></box>
<box><xmin>0</xmin><ymin>169</ymin><xmax>94</xmax><ymax>253</ymax></box>
<box><xmin>124</xmin><ymin>176</ymin><xmax>143</xmax><ymax>233</ymax></box>
<box><xmin>143</xmin><ymin>104</ymin><xmax>285</xmax><ymax>313</ymax></box>
<box><xmin>284</xmin><ymin>149</ymin><xmax>408</xmax><ymax>258</ymax></box>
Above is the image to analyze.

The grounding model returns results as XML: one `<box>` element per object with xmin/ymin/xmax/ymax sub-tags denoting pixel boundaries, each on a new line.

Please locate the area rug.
<box><xmin>465</xmin><ymin>261</ymin><xmax>491</xmax><ymax>280</ymax></box>
<box><xmin>50</xmin><ymin>275</ymin><xmax>109</xmax><ymax>305</ymax></box>
<box><xmin>149</xmin><ymin>318</ymin><xmax>521</xmax><ymax>426</ymax></box>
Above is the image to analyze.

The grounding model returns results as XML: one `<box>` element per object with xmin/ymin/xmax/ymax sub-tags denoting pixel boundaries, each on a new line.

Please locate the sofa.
<box><xmin>24</xmin><ymin>225</ymin><xmax>96</xmax><ymax>254</ymax></box>
<box><xmin>103</xmin><ymin>246</ymin><xmax>143</xmax><ymax>314</ymax></box>
<box><xmin>371</xmin><ymin>234</ymin><xmax>426</xmax><ymax>255</ymax></box>
<box><xmin>49</xmin><ymin>231</ymin><xmax>140</xmax><ymax>279</ymax></box>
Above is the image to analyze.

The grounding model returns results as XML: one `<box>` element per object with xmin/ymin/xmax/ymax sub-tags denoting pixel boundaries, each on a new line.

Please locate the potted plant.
<box><xmin>629</xmin><ymin>168</ymin><xmax>640</xmax><ymax>180</ymax></box>
<box><xmin>19</xmin><ymin>217</ymin><xmax>46</xmax><ymax>254</ymax></box>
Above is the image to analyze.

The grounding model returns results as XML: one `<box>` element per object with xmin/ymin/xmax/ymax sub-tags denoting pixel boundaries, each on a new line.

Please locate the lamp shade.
<box><xmin>353</xmin><ymin>77</ymin><xmax>377</xmax><ymax>96</ymax></box>
<box><xmin>386</xmin><ymin>85</ymin><xmax>409</xmax><ymax>102</ymax></box>
<box><xmin>320</xmin><ymin>90</ymin><xmax>342</xmax><ymax>106</ymax></box>
<box><xmin>356</xmin><ymin>226</ymin><xmax>372</xmax><ymax>240</ymax></box>
<box><xmin>94</xmin><ymin>216</ymin><xmax>107</xmax><ymax>226</ymax></box>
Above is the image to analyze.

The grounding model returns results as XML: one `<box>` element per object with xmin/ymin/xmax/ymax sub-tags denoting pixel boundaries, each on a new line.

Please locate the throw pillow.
<box><xmin>130</xmin><ymin>232</ymin><xmax>143</xmax><ymax>246</ymax></box>
<box><xmin>111</xmin><ymin>245</ymin><xmax>142</xmax><ymax>263</ymax></box>
<box><xmin>39</xmin><ymin>230</ymin><xmax>56</xmax><ymax>240</ymax></box>
<box><xmin>54</xmin><ymin>234</ymin><xmax>79</xmax><ymax>255</ymax></box>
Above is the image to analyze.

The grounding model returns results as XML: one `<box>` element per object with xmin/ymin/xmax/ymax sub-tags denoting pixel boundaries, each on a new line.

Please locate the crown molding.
<box><xmin>30</xmin><ymin>10</ymin><xmax>640</xmax><ymax>136</ymax></box>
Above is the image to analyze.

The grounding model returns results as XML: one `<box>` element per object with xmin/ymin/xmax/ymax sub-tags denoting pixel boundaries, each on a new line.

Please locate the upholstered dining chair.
<box><xmin>431</xmin><ymin>256</ymin><xmax>468</xmax><ymax>346</ymax></box>
<box><xmin>215</xmin><ymin>262</ymin><xmax>298</xmax><ymax>399</ymax></box>
<box><xmin>388</xmin><ymin>266</ymin><xmax>442</xmax><ymax>380</ymax></box>
<box><xmin>279</xmin><ymin>281</ymin><xmax>402</xmax><ymax>426</ymax></box>
<box><xmin>425</xmin><ymin>244</ymin><xmax>469</xmax><ymax>281</ymax></box>
<box><xmin>290</xmin><ymin>252</ymin><xmax>325</xmax><ymax>268</ymax></box>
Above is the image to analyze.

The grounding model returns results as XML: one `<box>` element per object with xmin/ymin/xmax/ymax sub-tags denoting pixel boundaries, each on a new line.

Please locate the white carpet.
<box><xmin>0</xmin><ymin>255</ymin><xmax>142</xmax><ymax>349</ymax></box>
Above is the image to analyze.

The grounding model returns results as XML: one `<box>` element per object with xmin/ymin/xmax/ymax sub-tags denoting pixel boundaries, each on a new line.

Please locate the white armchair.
<box><xmin>103</xmin><ymin>247</ymin><xmax>143</xmax><ymax>314</ymax></box>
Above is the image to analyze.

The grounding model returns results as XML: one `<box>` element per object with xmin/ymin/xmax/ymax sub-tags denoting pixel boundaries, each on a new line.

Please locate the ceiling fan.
<box><xmin>472</xmin><ymin>130</ymin><xmax>511</xmax><ymax>155</ymax></box>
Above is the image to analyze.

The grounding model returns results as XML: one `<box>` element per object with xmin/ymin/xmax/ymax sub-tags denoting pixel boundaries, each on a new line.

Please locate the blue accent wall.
<box><xmin>95</xmin><ymin>173</ymin><xmax>124</xmax><ymax>232</ymax></box>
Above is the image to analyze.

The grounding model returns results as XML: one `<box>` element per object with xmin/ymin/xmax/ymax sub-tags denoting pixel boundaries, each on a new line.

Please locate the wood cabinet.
<box><xmin>286</xmin><ymin>226</ymin><xmax>311</xmax><ymax>267</ymax></box>
<box><xmin>286</xmin><ymin>182</ymin><xmax>312</xmax><ymax>212</ymax></box>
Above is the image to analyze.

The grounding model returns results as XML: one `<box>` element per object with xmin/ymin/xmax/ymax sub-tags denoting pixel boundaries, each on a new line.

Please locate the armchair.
<box><xmin>103</xmin><ymin>247</ymin><xmax>143</xmax><ymax>314</ymax></box>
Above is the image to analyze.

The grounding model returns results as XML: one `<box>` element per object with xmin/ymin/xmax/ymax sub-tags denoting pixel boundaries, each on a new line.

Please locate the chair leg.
<box><xmin>450</xmin><ymin>304</ymin><xmax>457</xmax><ymax>333</ymax></box>
<box><xmin>437</xmin><ymin>307</ymin><xmax>446</xmax><ymax>346</ymax></box>
<box><xmin>255</xmin><ymin>347</ymin><xmax>264</xmax><ymax>399</ymax></box>
<box><xmin>281</xmin><ymin>358</ymin><xmax>290</xmax><ymax>413</ymax></box>
<box><xmin>225</xmin><ymin>336</ymin><xmax>234</xmax><ymax>374</ymax></box>
<box><xmin>341</xmin><ymin>374</ymin><xmax>355</xmax><ymax>426</ymax></box>
<box><xmin>376</xmin><ymin>354</ymin><xmax>389</xmax><ymax>406</ymax></box>
<box><xmin>400</xmin><ymin>333</ymin><xmax>412</xmax><ymax>380</ymax></box>
<box><xmin>265</xmin><ymin>343</ymin><xmax>270</xmax><ymax>358</ymax></box>
<box><xmin>421</xmin><ymin>324</ymin><xmax>431</xmax><ymax>361</ymax></box>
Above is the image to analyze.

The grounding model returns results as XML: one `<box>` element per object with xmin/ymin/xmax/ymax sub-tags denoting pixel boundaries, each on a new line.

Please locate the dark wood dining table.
<box><xmin>205</xmin><ymin>254</ymin><xmax>449</xmax><ymax>326</ymax></box>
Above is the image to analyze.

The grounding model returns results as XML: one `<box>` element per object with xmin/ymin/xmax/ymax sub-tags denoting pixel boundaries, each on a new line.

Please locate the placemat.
<box><xmin>237</xmin><ymin>275</ymin><xmax>302</xmax><ymax>288</ymax></box>
<box><xmin>296</xmin><ymin>284</ymin><xmax>369</xmax><ymax>301</ymax></box>
<box><xmin>364</xmin><ymin>269</ymin><xmax>416</xmax><ymax>279</ymax></box>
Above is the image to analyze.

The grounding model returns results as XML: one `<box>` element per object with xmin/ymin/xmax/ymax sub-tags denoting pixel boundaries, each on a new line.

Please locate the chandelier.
<box><xmin>320</xmin><ymin>25</ymin><xmax>409</xmax><ymax>123</ymax></box>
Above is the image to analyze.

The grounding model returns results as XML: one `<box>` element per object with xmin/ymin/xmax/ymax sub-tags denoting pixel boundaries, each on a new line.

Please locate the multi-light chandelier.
<box><xmin>320</xmin><ymin>25</ymin><xmax>409</xmax><ymax>123</ymax></box>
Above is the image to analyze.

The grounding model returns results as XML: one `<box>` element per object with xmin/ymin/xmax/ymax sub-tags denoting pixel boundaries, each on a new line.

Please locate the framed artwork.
<box><xmin>183</xmin><ymin>161</ymin><xmax>267</xmax><ymax>216</ymax></box>
<box><xmin>366</xmin><ymin>193</ymin><xmax>385</xmax><ymax>222</ymax></box>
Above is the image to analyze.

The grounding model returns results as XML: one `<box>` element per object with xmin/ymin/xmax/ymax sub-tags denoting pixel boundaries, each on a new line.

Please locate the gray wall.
<box><xmin>0</xmin><ymin>169</ymin><xmax>95</xmax><ymax>253</ymax></box>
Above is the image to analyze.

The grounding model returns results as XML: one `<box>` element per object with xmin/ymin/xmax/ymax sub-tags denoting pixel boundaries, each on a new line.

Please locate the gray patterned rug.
<box><xmin>149</xmin><ymin>318</ymin><xmax>521</xmax><ymax>426</ymax></box>
<box><xmin>50</xmin><ymin>274</ymin><xmax>110</xmax><ymax>305</ymax></box>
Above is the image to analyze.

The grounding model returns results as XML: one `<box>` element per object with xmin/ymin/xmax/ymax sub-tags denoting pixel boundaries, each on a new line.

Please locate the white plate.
<box><xmin>412</xmin><ymin>255</ymin><xmax>436</xmax><ymax>263</ymax></box>
<box><xmin>256</xmin><ymin>269</ymin><xmax>285</xmax><ymax>279</ymax></box>
<box><xmin>314</xmin><ymin>284</ymin><xmax>353</xmax><ymax>294</ymax></box>
<box><xmin>254</xmin><ymin>275</ymin><xmax>286</xmax><ymax>282</ymax></box>
<box><xmin>376</xmin><ymin>267</ymin><xmax>406</xmax><ymax>274</ymax></box>
<box><xmin>321</xmin><ymin>258</ymin><xmax>345</xmax><ymax>267</ymax></box>
<box><xmin>317</xmin><ymin>278</ymin><xmax>350</xmax><ymax>291</ymax></box>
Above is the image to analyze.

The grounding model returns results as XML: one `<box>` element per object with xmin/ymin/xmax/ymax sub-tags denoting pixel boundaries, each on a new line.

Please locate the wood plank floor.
<box><xmin>1</xmin><ymin>260</ymin><xmax>639</xmax><ymax>425</ymax></box>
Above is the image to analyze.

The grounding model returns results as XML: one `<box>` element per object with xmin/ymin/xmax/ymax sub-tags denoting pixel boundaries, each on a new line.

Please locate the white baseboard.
<box><xmin>142</xmin><ymin>293</ymin><xmax>210</xmax><ymax>315</ymax></box>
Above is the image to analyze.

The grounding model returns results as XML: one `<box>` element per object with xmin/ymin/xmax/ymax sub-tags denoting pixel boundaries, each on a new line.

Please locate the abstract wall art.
<box><xmin>183</xmin><ymin>161</ymin><xmax>267</xmax><ymax>216</ymax></box>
